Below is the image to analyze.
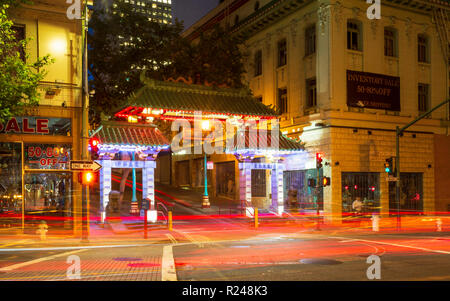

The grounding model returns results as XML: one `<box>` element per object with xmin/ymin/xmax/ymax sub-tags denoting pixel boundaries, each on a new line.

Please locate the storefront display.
<box><xmin>342</xmin><ymin>172</ymin><xmax>380</xmax><ymax>215</ymax></box>
<box><xmin>0</xmin><ymin>143</ymin><xmax>22</xmax><ymax>213</ymax></box>
<box><xmin>24</xmin><ymin>173</ymin><xmax>72</xmax><ymax>216</ymax></box>
<box><xmin>283</xmin><ymin>169</ymin><xmax>323</xmax><ymax>210</ymax></box>
<box><xmin>389</xmin><ymin>173</ymin><xmax>423</xmax><ymax>213</ymax></box>
<box><xmin>216</xmin><ymin>161</ymin><xmax>235</xmax><ymax>197</ymax></box>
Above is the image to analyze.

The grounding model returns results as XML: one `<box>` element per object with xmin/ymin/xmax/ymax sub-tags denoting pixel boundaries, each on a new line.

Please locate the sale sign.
<box><xmin>24</xmin><ymin>144</ymin><xmax>71</xmax><ymax>170</ymax></box>
<box><xmin>0</xmin><ymin>117</ymin><xmax>71</xmax><ymax>136</ymax></box>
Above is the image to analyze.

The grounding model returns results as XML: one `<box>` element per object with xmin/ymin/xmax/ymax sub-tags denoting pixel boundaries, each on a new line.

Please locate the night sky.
<box><xmin>173</xmin><ymin>0</ymin><xmax>219</xmax><ymax>30</ymax></box>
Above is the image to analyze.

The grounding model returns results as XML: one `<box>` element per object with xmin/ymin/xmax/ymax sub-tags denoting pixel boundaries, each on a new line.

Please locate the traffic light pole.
<box><xmin>81</xmin><ymin>0</ymin><xmax>90</xmax><ymax>242</ymax></box>
<box><xmin>395</xmin><ymin>98</ymin><xmax>449</xmax><ymax>230</ymax></box>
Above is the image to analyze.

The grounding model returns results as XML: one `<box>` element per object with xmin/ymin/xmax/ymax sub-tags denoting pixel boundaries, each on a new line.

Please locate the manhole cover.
<box><xmin>128</xmin><ymin>263</ymin><xmax>160</xmax><ymax>268</ymax></box>
<box><xmin>299</xmin><ymin>258</ymin><xmax>342</xmax><ymax>265</ymax></box>
<box><xmin>114</xmin><ymin>257</ymin><xmax>142</xmax><ymax>262</ymax></box>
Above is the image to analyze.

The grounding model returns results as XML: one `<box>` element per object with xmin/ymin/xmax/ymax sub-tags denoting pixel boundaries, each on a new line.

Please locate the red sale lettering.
<box><xmin>5</xmin><ymin>118</ymin><xmax>20</xmax><ymax>133</ymax></box>
<box><xmin>22</xmin><ymin>118</ymin><xmax>35</xmax><ymax>133</ymax></box>
<box><xmin>36</xmin><ymin>119</ymin><xmax>49</xmax><ymax>134</ymax></box>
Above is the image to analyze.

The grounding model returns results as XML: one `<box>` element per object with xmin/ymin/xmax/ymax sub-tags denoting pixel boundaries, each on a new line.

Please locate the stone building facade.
<box><xmin>184</xmin><ymin>0</ymin><xmax>450</xmax><ymax>221</ymax></box>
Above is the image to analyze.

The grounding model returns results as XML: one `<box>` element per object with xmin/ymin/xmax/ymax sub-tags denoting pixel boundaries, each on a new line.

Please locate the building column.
<box><xmin>239</xmin><ymin>163</ymin><xmax>252</xmax><ymax>206</ymax></box>
<box><xmin>271</xmin><ymin>165</ymin><xmax>284</xmax><ymax>214</ymax></box>
<box><xmin>99</xmin><ymin>160</ymin><xmax>111</xmax><ymax>223</ymax></box>
<box><xmin>142</xmin><ymin>160</ymin><xmax>156</xmax><ymax>209</ymax></box>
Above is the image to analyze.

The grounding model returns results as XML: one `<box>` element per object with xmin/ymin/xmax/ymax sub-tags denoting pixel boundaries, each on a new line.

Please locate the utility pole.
<box><xmin>395</xmin><ymin>98</ymin><xmax>449</xmax><ymax>230</ymax></box>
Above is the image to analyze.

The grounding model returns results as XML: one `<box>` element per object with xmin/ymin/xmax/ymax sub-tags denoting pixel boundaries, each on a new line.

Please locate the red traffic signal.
<box><xmin>89</xmin><ymin>137</ymin><xmax>100</xmax><ymax>160</ymax></box>
<box><xmin>322</xmin><ymin>177</ymin><xmax>331</xmax><ymax>187</ymax></box>
<box><xmin>78</xmin><ymin>171</ymin><xmax>98</xmax><ymax>185</ymax></box>
<box><xmin>316</xmin><ymin>153</ymin><xmax>323</xmax><ymax>169</ymax></box>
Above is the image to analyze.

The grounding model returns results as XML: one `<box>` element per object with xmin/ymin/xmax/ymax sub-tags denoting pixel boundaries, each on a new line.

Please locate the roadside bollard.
<box><xmin>372</xmin><ymin>214</ymin><xmax>380</xmax><ymax>232</ymax></box>
<box><xmin>254</xmin><ymin>207</ymin><xmax>258</xmax><ymax>229</ymax></box>
<box><xmin>36</xmin><ymin>220</ymin><xmax>48</xmax><ymax>241</ymax></box>
<box><xmin>168</xmin><ymin>211</ymin><xmax>173</xmax><ymax>231</ymax></box>
<box><xmin>436</xmin><ymin>218</ymin><xmax>442</xmax><ymax>232</ymax></box>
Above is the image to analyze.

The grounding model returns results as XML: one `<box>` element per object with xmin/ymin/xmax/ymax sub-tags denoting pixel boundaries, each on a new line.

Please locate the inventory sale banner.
<box><xmin>347</xmin><ymin>70</ymin><xmax>400</xmax><ymax>111</ymax></box>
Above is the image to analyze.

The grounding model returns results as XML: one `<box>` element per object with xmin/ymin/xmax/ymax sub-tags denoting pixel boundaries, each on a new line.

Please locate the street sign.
<box><xmin>70</xmin><ymin>160</ymin><xmax>102</xmax><ymax>172</ymax></box>
<box><xmin>387</xmin><ymin>176</ymin><xmax>398</xmax><ymax>182</ymax></box>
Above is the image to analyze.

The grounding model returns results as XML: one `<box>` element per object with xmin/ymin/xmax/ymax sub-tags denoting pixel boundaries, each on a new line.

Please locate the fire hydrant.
<box><xmin>371</xmin><ymin>214</ymin><xmax>380</xmax><ymax>232</ymax></box>
<box><xmin>36</xmin><ymin>220</ymin><xmax>48</xmax><ymax>241</ymax></box>
<box><xmin>436</xmin><ymin>218</ymin><xmax>443</xmax><ymax>232</ymax></box>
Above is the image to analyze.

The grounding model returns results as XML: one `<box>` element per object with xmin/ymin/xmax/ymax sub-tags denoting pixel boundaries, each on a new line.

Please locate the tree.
<box><xmin>0</xmin><ymin>3</ymin><xmax>52</xmax><ymax>123</ymax></box>
<box><xmin>178</xmin><ymin>25</ymin><xmax>248</xmax><ymax>88</ymax></box>
<box><xmin>88</xmin><ymin>4</ymin><xmax>248</xmax><ymax>126</ymax></box>
<box><xmin>88</xmin><ymin>2</ymin><xmax>186</xmax><ymax>126</ymax></box>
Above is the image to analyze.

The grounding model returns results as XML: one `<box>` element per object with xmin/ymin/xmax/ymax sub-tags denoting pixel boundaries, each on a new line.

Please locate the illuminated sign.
<box><xmin>24</xmin><ymin>144</ymin><xmax>71</xmax><ymax>170</ymax></box>
<box><xmin>0</xmin><ymin>117</ymin><xmax>71</xmax><ymax>135</ymax></box>
<box><xmin>347</xmin><ymin>70</ymin><xmax>400</xmax><ymax>111</ymax></box>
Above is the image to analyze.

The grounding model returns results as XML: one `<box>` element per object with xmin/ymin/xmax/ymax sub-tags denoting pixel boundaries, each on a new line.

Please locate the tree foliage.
<box><xmin>89</xmin><ymin>3</ymin><xmax>247</xmax><ymax>126</ymax></box>
<box><xmin>0</xmin><ymin>3</ymin><xmax>52</xmax><ymax>123</ymax></box>
<box><xmin>88</xmin><ymin>2</ymin><xmax>186</xmax><ymax>125</ymax></box>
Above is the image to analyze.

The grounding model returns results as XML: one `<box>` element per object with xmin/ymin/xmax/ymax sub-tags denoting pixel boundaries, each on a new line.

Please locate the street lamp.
<box><xmin>201</xmin><ymin>120</ymin><xmax>210</xmax><ymax>208</ymax></box>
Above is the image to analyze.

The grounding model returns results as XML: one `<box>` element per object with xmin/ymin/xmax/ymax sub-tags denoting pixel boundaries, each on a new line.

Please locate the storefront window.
<box><xmin>284</xmin><ymin>169</ymin><xmax>323</xmax><ymax>210</ymax></box>
<box><xmin>24</xmin><ymin>173</ymin><xmax>72</xmax><ymax>220</ymax></box>
<box><xmin>389</xmin><ymin>173</ymin><xmax>423</xmax><ymax>213</ymax></box>
<box><xmin>216</xmin><ymin>161</ymin><xmax>235</xmax><ymax>197</ymax></box>
<box><xmin>0</xmin><ymin>143</ymin><xmax>22</xmax><ymax>213</ymax></box>
<box><xmin>342</xmin><ymin>172</ymin><xmax>380</xmax><ymax>215</ymax></box>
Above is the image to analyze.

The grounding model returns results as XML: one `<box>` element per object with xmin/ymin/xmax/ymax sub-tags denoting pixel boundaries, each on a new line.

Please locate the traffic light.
<box><xmin>384</xmin><ymin>157</ymin><xmax>393</xmax><ymax>175</ymax></box>
<box><xmin>322</xmin><ymin>177</ymin><xmax>331</xmax><ymax>187</ymax></box>
<box><xmin>316</xmin><ymin>153</ymin><xmax>323</xmax><ymax>169</ymax></box>
<box><xmin>307</xmin><ymin>178</ymin><xmax>316</xmax><ymax>188</ymax></box>
<box><xmin>78</xmin><ymin>171</ymin><xmax>98</xmax><ymax>185</ymax></box>
<box><xmin>89</xmin><ymin>137</ymin><xmax>100</xmax><ymax>160</ymax></box>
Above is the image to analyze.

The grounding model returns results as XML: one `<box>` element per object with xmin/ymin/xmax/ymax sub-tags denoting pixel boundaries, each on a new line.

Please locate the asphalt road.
<box><xmin>0</xmin><ymin>229</ymin><xmax>449</xmax><ymax>281</ymax></box>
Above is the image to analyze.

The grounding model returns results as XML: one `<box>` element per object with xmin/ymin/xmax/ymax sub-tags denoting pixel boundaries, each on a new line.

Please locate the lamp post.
<box><xmin>201</xmin><ymin>120</ymin><xmax>211</xmax><ymax>208</ymax></box>
<box><xmin>130</xmin><ymin>151</ymin><xmax>139</xmax><ymax>214</ymax></box>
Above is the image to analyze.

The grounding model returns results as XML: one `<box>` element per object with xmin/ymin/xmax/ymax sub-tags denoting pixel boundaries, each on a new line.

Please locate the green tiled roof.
<box><xmin>229</xmin><ymin>130</ymin><xmax>305</xmax><ymax>152</ymax></box>
<box><xmin>92</xmin><ymin>123</ymin><xmax>170</xmax><ymax>147</ymax></box>
<box><xmin>125</xmin><ymin>77</ymin><xmax>278</xmax><ymax>118</ymax></box>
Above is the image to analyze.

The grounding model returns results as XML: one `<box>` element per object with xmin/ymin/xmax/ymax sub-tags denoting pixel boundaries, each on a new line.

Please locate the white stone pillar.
<box><xmin>271</xmin><ymin>166</ymin><xmax>284</xmax><ymax>214</ymax></box>
<box><xmin>99</xmin><ymin>160</ymin><xmax>111</xmax><ymax>222</ymax></box>
<box><xmin>239</xmin><ymin>162</ymin><xmax>252</xmax><ymax>205</ymax></box>
<box><xmin>142</xmin><ymin>160</ymin><xmax>156</xmax><ymax>209</ymax></box>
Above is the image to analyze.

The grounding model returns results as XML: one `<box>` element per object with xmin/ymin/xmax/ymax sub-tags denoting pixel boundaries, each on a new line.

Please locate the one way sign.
<box><xmin>70</xmin><ymin>160</ymin><xmax>102</xmax><ymax>172</ymax></box>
